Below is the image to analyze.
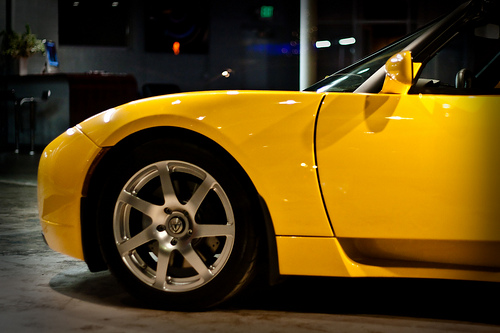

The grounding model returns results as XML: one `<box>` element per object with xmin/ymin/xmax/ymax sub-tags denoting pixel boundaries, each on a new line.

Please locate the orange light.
<box><xmin>173</xmin><ymin>41</ymin><xmax>180</xmax><ymax>55</ymax></box>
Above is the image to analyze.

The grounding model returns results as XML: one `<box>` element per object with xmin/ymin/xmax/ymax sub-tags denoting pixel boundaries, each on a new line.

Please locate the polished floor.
<box><xmin>0</xmin><ymin>150</ymin><xmax>499</xmax><ymax>333</ymax></box>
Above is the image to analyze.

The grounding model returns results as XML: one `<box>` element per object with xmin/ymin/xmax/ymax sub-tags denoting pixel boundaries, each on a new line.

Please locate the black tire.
<box><xmin>97</xmin><ymin>138</ymin><xmax>261</xmax><ymax>310</ymax></box>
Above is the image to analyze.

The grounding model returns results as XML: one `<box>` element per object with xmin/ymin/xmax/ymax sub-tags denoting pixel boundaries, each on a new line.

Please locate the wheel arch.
<box><xmin>81</xmin><ymin>126</ymin><xmax>280</xmax><ymax>284</ymax></box>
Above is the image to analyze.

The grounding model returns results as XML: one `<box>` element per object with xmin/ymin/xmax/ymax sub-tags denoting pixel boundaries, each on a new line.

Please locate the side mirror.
<box><xmin>380</xmin><ymin>51</ymin><xmax>415</xmax><ymax>94</ymax></box>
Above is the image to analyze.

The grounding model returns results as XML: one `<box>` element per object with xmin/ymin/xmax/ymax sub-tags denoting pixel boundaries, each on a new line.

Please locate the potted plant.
<box><xmin>1</xmin><ymin>24</ymin><xmax>45</xmax><ymax>75</ymax></box>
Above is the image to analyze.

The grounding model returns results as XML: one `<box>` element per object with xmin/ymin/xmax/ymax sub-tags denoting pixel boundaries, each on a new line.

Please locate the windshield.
<box><xmin>305</xmin><ymin>23</ymin><xmax>432</xmax><ymax>93</ymax></box>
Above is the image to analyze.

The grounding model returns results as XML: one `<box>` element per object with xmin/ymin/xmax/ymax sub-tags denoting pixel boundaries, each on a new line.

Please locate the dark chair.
<box><xmin>14</xmin><ymin>90</ymin><xmax>51</xmax><ymax>155</ymax></box>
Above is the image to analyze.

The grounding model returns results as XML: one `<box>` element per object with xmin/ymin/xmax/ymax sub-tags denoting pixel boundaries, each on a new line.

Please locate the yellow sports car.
<box><xmin>38</xmin><ymin>0</ymin><xmax>500</xmax><ymax>309</ymax></box>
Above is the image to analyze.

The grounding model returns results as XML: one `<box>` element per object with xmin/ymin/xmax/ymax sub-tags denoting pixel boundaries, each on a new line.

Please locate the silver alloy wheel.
<box><xmin>113</xmin><ymin>160</ymin><xmax>235</xmax><ymax>292</ymax></box>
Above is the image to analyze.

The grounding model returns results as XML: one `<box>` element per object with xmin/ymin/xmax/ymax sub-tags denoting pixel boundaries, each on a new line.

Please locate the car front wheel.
<box><xmin>97</xmin><ymin>138</ymin><xmax>261</xmax><ymax>310</ymax></box>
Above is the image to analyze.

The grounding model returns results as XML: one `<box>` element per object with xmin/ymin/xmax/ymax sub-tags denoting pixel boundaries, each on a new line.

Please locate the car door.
<box><xmin>315</xmin><ymin>18</ymin><xmax>500</xmax><ymax>268</ymax></box>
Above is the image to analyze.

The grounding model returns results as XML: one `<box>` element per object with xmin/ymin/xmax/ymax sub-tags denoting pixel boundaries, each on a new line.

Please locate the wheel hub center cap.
<box><xmin>164</xmin><ymin>211</ymin><xmax>190</xmax><ymax>237</ymax></box>
<box><xmin>168</xmin><ymin>216</ymin><xmax>185</xmax><ymax>235</ymax></box>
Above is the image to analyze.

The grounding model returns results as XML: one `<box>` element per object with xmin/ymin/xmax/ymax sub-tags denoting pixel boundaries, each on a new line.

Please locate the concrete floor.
<box><xmin>1</xmin><ymin>150</ymin><xmax>499</xmax><ymax>333</ymax></box>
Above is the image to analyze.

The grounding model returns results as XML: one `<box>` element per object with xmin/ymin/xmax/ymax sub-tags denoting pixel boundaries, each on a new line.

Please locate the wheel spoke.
<box><xmin>179</xmin><ymin>244</ymin><xmax>214</xmax><ymax>282</ymax></box>
<box><xmin>118</xmin><ymin>190</ymin><xmax>157</xmax><ymax>216</ymax></box>
<box><xmin>157</xmin><ymin>163</ymin><xmax>178</xmax><ymax>205</ymax></box>
<box><xmin>193</xmin><ymin>223</ymin><xmax>234</xmax><ymax>238</ymax></box>
<box><xmin>153</xmin><ymin>246</ymin><xmax>173</xmax><ymax>289</ymax></box>
<box><xmin>185</xmin><ymin>176</ymin><xmax>215</xmax><ymax>215</ymax></box>
<box><xmin>116</xmin><ymin>225</ymin><xmax>156</xmax><ymax>256</ymax></box>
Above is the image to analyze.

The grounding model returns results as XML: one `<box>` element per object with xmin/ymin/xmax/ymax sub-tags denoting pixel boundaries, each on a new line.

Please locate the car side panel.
<box><xmin>316</xmin><ymin>92</ymin><xmax>500</xmax><ymax>241</ymax></box>
<box><xmin>276</xmin><ymin>236</ymin><xmax>500</xmax><ymax>282</ymax></box>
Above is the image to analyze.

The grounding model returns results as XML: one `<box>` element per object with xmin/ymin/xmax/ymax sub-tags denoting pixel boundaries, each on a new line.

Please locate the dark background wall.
<box><xmin>1</xmin><ymin>0</ymin><xmax>465</xmax><ymax>93</ymax></box>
